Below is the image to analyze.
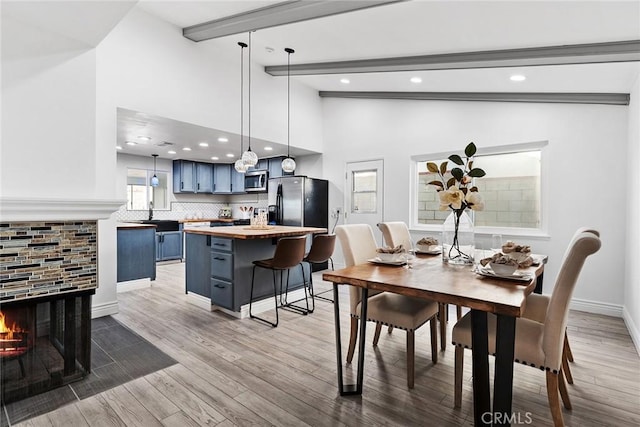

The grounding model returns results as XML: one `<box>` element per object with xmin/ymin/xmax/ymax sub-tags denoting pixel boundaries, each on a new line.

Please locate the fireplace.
<box><xmin>0</xmin><ymin>292</ymin><xmax>94</xmax><ymax>404</ymax></box>
<box><xmin>1</xmin><ymin>220</ymin><xmax>99</xmax><ymax>404</ymax></box>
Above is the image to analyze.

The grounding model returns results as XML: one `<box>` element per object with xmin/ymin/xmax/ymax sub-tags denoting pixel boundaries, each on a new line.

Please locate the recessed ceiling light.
<box><xmin>211</xmin><ymin>156</ymin><xmax>219</xmax><ymax>161</ymax></box>
<box><xmin>137</xmin><ymin>136</ymin><xmax>151</xmax><ymax>141</ymax></box>
<box><xmin>125</xmin><ymin>141</ymin><xmax>136</xmax><ymax>146</ymax></box>
<box><xmin>218</xmin><ymin>137</ymin><xmax>228</xmax><ymax>143</ymax></box>
<box><xmin>116</xmin><ymin>145</ymin><xmax>123</xmax><ymax>150</ymax></box>
<box><xmin>510</xmin><ymin>74</ymin><xmax>526</xmax><ymax>82</ymax></box>
<box><xmin>226</xmin><ymin>153</ymin><xmax>235</xmax><ymax>158</ymax></box>
<box><xmin>199</xmin><ymin>142</ymin><xmax>209</xmax><ymax>147</ymax></box>
<box><xmin>410</xmin><ymin>76</ymin><xmax>422</xmax><ymax>83</ymax></box>
<box><xmin>183</xmin><ymin>147</ymin><xmax>192</xmax><ymax>151</ymax></box>
<box><xmin>168</xmin><ymin>150</ymin><xmax>176</xmax><ymax>154</ymax></box>
<box><xmin>340</xmin><ymin>78</ymin><xmax>350</xmax><ymax>84</ymax></box>
<box><xmin>264</xmin><ymin>146</ymin><xmax>273</xmax><ymax>151</ymax></box>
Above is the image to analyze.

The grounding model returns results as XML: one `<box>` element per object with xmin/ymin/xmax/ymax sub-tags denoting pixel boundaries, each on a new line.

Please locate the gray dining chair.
<box><xmin>451</xmin><ymin>230</ymin><xmax>601</xmax><ymax>426</ymax></box>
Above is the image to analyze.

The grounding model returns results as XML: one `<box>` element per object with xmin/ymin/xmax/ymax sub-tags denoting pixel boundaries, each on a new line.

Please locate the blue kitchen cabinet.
<box><xmin>185</xmin><ymin>233</ymin><xmax>211</xmax><ymax>297</ymax></box>
<box><xmin>230</xmin><ymin>168</ymin><xmax>245</xmax><ymax>194</ymax></box>
<box><xmin>117</xmin><ymin>226</ymin><xmax>156</xmax><ymax>282</ymax></box>
<box><xmin>196</xmin><ymin>162</ymin><xmax>214</xmax><ymax>193</ymax></box>
<box><xmin>173</xmin><ymin>160</ymin><xmax>196</xmax><ymax>193</ymax></box>
<box><xmin>155</xmin><ymin>230</ymin><xmax>183</xmax><ymax>261</ymax></box>
<box><xmin>213</xmin><ymin>164</ymin><xmax>232</xmax><ymax>193</ymax></box>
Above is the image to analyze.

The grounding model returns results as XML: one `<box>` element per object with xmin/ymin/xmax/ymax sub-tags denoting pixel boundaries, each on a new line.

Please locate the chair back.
<box><xmin>335</xmin><ymin>224</ymin><xmax>381</xmax><ymax>314</ymax></box>
<box><xmin>378</xmin><ymin>221</ymin><xmax>413</xmax><ymax>251</ymax></box>
<box><xmin>271</xmin><ymin>236</ymin><xmax>307</xmax><ymax>269</ymax></box>
<box><xmin>542</xmin><ymin>230</ymin><xmax>600</xmax><ymax>370</ymax></box>
<box><xmin>306</xmin><ymin>234</ymin><xmax>336</xmax><ymax>264</ymax></box>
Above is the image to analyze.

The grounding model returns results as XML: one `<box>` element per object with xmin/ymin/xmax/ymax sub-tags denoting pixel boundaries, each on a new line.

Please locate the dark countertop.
<box><xmin>117</xmin><ymin>222</ymin><xmax>157</xmax><ymax>229</ymax></box>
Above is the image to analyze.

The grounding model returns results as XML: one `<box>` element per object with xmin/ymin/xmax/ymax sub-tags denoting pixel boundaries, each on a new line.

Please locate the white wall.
<box><xmin>321</xmin><ymin>98</ymin><xmax>628</xmax><ymax>312</ymax></box>
<box><xmin>624</xmin><ymin>70</ymin><xmax>640</xmax><ymax>352</ymax></box>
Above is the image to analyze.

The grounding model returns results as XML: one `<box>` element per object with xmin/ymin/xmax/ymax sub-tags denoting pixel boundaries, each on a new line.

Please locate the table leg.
<box><xmin>493</xmin><ymin>314</ymin><xmax>516</xmax><ymax>427</ymax></box>
<box><xmin>333</xmin><ymin>284</ymin><xmax>367</xmax><ymax>395</ymax></box>
<box><xmin>534</xmin><ymin>271</ymin><xmax>544</xmax><ymax>294</ymax></box>
<box><xmin>470</xmin><ymin>309</ymin><xmax>491</xmax><ymax>426</ymax></box>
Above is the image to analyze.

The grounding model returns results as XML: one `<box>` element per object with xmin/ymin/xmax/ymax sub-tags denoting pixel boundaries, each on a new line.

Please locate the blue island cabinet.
<box><xmin>184</xmin><ymin>231</ymin><xmax>309</xmax><ymax>312</ymax></box>
<box><xmin>117</xmin><ymin>226</ymin><xmax>156</xmax><ymax>282</ymax></box>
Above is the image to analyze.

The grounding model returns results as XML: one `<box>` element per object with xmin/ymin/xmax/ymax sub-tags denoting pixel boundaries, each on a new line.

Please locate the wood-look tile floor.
<box><xmin>14</xmin><ymin>262</ymin><xmax>640</xmax><ymax>426</ymax></box>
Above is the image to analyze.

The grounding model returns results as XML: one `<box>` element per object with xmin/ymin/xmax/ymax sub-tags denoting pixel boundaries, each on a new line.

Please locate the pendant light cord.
<box><xmin>247</xmin><ymin>31</ymin><xmax>252</xmax><ymax>151</ymax></box>
<box><xmin>285</xmin><ymin>48</ymin><xmax>294</xmax><ymax>158</ymax></box>
<box><xmin>238</xmin><ymin>41</ymin><xmax>246</xmax><ymax>155</ymax></box>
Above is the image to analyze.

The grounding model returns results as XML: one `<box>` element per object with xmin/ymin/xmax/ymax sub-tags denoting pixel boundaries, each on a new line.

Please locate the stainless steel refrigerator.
<box><xmin>268</xmin><ymin>176</ymin><xmax>329</xmax><ymax>229</ymax></box>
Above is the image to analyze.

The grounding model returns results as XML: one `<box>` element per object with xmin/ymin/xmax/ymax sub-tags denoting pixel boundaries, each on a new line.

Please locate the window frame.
<box><xmin>126</xmin><ymin>168</ymin><xmax>170</xmax><ymax>211</ymax></box>
<box><xmin>409</xmin><ymin>141</ymin><xmax>550</xmax><ymax>238</ymax></box>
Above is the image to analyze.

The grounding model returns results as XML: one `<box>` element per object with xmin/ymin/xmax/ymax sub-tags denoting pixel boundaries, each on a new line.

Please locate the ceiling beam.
<box><xmin>266</xmin><ymin>40</ymin><xmax>640</xmax><ymax>76</ymax></box>
<box><xmin>183</xmin><ymin>0</ymin><xmax>405</xmax><ymax>42</ymax></box>
<box><xmin>318</xmin><ymin>91</ymin><xmax>630</xmax><ymax>106</ymax></box>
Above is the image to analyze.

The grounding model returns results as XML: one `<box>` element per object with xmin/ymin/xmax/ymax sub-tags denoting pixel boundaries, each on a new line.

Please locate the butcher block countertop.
<box><xmin>179</xmin><ymin>218</ymin><xmax>234</xmax><ymax>223</ymax></box>
<box><xmin>183</xmin><ymin>225</ymin><xmax>327</xmax><ymax>239</ymax></box>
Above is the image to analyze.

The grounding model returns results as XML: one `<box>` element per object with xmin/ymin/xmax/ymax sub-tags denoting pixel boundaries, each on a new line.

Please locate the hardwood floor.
<box><xmin>15</xmin><ymin>262</ymin><xmax>640</xmax><ymax>426</ymax></box>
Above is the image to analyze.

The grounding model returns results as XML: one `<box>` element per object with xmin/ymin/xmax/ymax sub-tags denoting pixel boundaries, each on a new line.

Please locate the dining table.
<box><xmin>322</xmin><ymin>253</ymin><xmax>546</xmax><ymax>427</ymax></box>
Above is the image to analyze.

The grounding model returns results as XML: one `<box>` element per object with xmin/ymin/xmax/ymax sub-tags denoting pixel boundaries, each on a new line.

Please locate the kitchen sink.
<box><xmin>139</xmin><ymin>220</ymin><xmax>180</xmax><ymax>232</ymax></box>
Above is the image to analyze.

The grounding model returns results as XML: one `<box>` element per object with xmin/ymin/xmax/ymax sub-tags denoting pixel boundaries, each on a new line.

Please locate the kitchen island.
<box><xmin>184</xmin><ymin>226</ymin><xmax>326</xmax><ymax>316</ymax></box>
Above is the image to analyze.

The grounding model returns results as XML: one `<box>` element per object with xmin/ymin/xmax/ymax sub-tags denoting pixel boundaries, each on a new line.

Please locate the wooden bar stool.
<box><xmin>249</xmin><ymin>235</ymin><xmax>307</xmax><ymax>327</ymax></box>
<box><xmin>304</xmin><ymin>234</ymin><xmax>336</xmax><ymax>306</ymax></box>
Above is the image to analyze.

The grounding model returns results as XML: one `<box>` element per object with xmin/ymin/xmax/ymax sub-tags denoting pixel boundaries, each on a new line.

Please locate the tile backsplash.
<box><xmin>116</xmin><ymin>201</ymin><xmax>268</xmax><ymax>221</ymax></box>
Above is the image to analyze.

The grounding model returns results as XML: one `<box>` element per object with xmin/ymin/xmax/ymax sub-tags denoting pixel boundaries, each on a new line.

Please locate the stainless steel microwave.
<box><xmin>244</xmin><ymin>170</ymin><xmax>268</xmax><ymax>192</ymax></box>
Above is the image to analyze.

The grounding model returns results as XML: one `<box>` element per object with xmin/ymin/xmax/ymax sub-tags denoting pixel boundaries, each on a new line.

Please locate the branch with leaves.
<box><xmin>427</xmin><ymin>142</ymin><xmax>486</xmax><ymax>212</ymax></box>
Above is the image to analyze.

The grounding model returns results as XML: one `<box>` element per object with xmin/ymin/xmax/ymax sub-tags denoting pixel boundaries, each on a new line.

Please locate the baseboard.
<box><xmin>186</xmin><ymin>292</ymin><xmax>214</xmax><ymax>311</ymax></box>
<box><xmin>116</xmin><ymin>278</ymin><xmax>151</xmax><ymax>293</ymax></box>
<box><xmin>569</xmin><ymin>297</ymin><xmax>623</xmax><ymax>317</ymax></box>
<box><xmin>622</xmin><ymin>306</ymin><xmax>640</xmax><ymax>356</ymax></box>
<box><xmin>186</xmin><ymin>288</ymin><xmax>309</xmax><ymax>319</ymax></box>
<box><xmin>91</xmin><ymin>300</ymin><xmax>119</xmax><ymax>319</ymax></box>
<box><xmin>237</xmin><ymin>288</ymin><xmax>308</xmax><ymax>319</ymax></box>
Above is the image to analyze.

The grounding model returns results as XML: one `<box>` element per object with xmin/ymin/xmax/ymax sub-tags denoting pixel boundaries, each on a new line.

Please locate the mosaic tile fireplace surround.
<box><xmin>0</xmin><ymin>221</ymin><xmax>98</xmax><ymax>403</ymax></box>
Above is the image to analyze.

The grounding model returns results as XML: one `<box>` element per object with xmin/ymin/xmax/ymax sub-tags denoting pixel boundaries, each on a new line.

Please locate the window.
<box><xmin>126</xmin><ymin>168</ymin><xmax>169</xmax><ymax>211</ymax></box>
<box><xmin>412</xmin><ymin>142</ymin><xmax>546</xmax><ymax>234</ymax></box>
<box><xmin>351</xmin><ymin>170</ymin><xmax>378</xmax><ymax>213</ymax></box>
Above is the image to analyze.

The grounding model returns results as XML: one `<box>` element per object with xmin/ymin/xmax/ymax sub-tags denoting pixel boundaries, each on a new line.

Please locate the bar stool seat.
<box><xmin>249</xmin><ymin>235</ymin><xmax>308</xmax><ymax>328</ymax></box>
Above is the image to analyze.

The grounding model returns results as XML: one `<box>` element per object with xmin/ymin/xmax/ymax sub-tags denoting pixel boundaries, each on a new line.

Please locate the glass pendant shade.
<box><xmin>150</xmin><ymin>174</ymin><xmax>159</xmax><ymax>187</ymax></box>
<box><xmin>242</xmin><ymin>149</ymin><xmax>258</xmax><ymax>167</ymax></box>
<box><xmin>234</xmin><ymin>159</ymin><xmax>248</xmax><ymax>173</ymax></box>
<box><xmin>281</xmin><ymin>157</ymin><xmax>296</xmax><ymax>173</ymax></box>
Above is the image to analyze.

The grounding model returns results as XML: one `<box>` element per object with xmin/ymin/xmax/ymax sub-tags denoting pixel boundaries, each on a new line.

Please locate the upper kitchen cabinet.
<box><xmin>196</xmin><ymin>162</ymin><xmax>213</xmax><ymax>193</ymax></box>
<box><xmin>173</xmin><ymin>160</ymin><xmax>213</xmax><ymax>194</ymax></box>
<box><xmin>230</xmin><ymin>168</ymin><xmax>245</xmax><ymax>194</ymax></box>
<box><xmin>268</xmin><ymin>156</ymin><xmax>294</xmax><ymax>179</ymax></box>
<box><xmin>173</xmin><ymin>160</ymin><xmax>196</xmax><ymax>193</ymax></box>
<box><xmin>254</xmin><ymin>158</ymin><xmax>268</xmax><ymax>171</ymax></box>
<box><xmin>213</xmin><ymin>164</ymin><xmax>232</xmax><ymax>194</ymax></box>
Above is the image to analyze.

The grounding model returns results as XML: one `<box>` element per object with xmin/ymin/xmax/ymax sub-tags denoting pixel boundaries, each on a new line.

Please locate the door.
<box><xmin>281</xmin><ymin>177</ymin><xmax>304</xmax><ymax>226</ymax></box>
<box><xmin>196</xmin><ymin>163</ymin><xmax>213</xmax><ymax>193</ymax></box>
<box><xmin>213</xmin><ymin>164</ymin><xmax>231</xmax><ymax>193</ymax></box>
<box><xmin>345</xmin><ymin>160</ymin><xmax>384</xmax><ymax>245</ymax></box>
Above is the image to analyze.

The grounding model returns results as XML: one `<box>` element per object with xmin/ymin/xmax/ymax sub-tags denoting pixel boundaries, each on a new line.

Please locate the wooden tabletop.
<box><xmin>117</xmin><ymin>222</ymin><xmax>157</xmax><ymax>229</ymax></box>
<box><xmin>184</xmin><ymin>225</ymin><xmax>327</xmax><ymax>239</ymax></box>
<box><xmin>323</xmin><ymin>254</ymin><xmax>544</xmax><ymax>317</ymax></box>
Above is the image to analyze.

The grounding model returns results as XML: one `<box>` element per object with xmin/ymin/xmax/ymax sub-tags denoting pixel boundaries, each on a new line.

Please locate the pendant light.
<box><xmin>150</xmin><ymin>154</ymin><xmax>159</xmax><ymax>187</ymax></box>
<box><xmin>241</xmin><ymin>31</ymin><xmax>258</xmax><ymax>167</ymax></box>
<box><xmin>281</xmin><ymin>47</ymin><xmax>296</xmax><ymax>173</ymax></box>
<box><xmin>234</xmin><ymin>41</ymin><xmax>249</xmax><ymax>173</ymax></box>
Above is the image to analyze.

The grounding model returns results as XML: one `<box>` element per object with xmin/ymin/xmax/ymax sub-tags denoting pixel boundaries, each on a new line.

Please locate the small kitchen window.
<box><xmin>126</xmin><ymin>168</ymin><xmax>169</xmax><ymax>211</ymax></box>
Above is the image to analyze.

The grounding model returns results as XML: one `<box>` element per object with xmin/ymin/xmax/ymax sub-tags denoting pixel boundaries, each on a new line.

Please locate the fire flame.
<box><xmin>0</xmin><ymin>311</ymin><xmax>24</xmax><ymax>339</ymax></box>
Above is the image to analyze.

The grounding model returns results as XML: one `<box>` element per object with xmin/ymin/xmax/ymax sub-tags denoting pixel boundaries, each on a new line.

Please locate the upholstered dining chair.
<box><xmin>336</xmin><ymin>224</ymin><xmax>440</xmax><ymax>388</ymax></box>
<box><xmin>521</xmin><ymin>227</ymin><xmax>600</xmax><ymax>384</ymax></box>
<box><xmin>249</xmin><ymin>235</ymin><xmax>308</xmax><ymax>328</ymax></box>
<box><xmin>451</xmin><ymin>230</ymin><xmax>601</xmax><ymax>426</ymax></box>
<box><xmin>378</xmin><ymin>220</ymin><xmax>457</xmax><ymax>351</ymax></box>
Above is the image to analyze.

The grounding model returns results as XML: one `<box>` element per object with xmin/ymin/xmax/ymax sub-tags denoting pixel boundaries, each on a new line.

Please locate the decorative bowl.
<box><xmin>489</xmin><ymin>262</ymin><xmax>517</xmax><ymax>276</ymax></box>
<box><xmin>376</xmin><ymin>252</ymin><xmax>404</xmax><ymax>262</ymax></box>
<box><xmin>416</xmin><ymin>244</ymin><xmax>439</xmax><ymax>253</ymax></box>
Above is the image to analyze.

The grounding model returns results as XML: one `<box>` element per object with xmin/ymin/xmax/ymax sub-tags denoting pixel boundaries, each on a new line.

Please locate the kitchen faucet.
<box><xmin>148</xmin><ymin>201</ymin><xmax>154</xmax><ymax>220</ymax></box>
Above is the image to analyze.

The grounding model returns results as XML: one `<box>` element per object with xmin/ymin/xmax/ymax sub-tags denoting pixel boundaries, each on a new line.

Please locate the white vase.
<box><xmin>442</xmin><ymin>210</ymin><xmax>475</xmax><ymax>265</ymax></box>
